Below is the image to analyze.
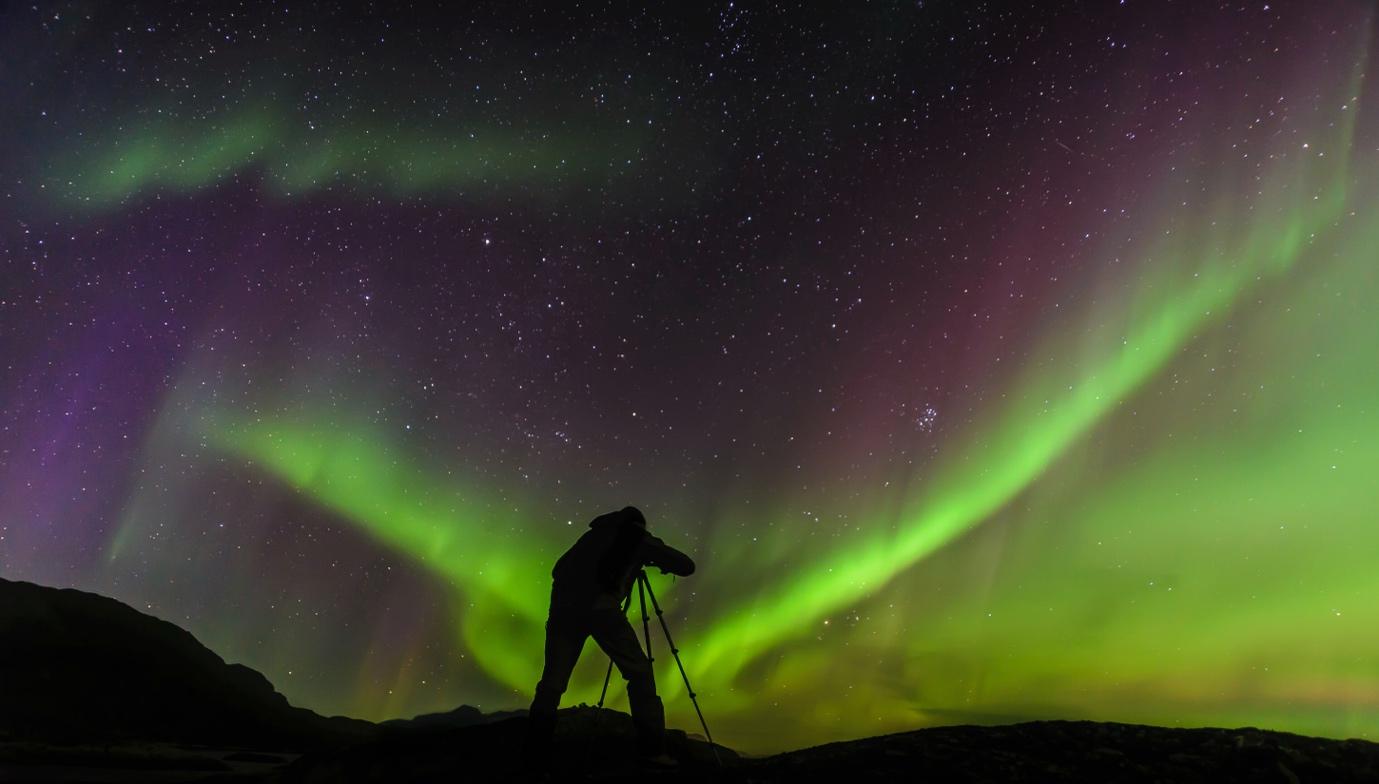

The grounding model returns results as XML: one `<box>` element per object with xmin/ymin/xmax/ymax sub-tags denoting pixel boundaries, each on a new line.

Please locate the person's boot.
<box><xmin>631</xmin><ymin>695</ymin><xmax>676</xmax><ymax>766</ymax></box>
<box><xmin>637</xmin><ymin>732</ymin><xmax>677</xmax><ymax>769</ymax></box>
<box><xmin>522</xmin><ymin>712</ymin><xmax>557</xmax><ymax>771</ymax></box>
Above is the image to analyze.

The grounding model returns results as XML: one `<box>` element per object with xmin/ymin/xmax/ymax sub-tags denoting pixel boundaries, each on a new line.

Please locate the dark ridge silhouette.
<box><xmin>4</xmin><ymin>577</ymin><xmax>1379</xmax><ymax>783</ymax></box>
<box><xmin>0</xmin><ymin>577</ymin><xmax>370</xmax><ymax>749</ymax></box>
<box><xmin>755</xmin><ymin>720</ymin><xmax>1379</xmax><ymax>783</ymax></box>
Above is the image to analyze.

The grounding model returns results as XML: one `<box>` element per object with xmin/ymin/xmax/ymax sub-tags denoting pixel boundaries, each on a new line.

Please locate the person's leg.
<box><xmin>527</xmin><ymin>613</ymin><xmax>588</xmax><ymax>753</ymax></box>
<box><xmin>589</xmin><ymin>607</ymin><xmax>666</xmax><ymax>757</ymax></box>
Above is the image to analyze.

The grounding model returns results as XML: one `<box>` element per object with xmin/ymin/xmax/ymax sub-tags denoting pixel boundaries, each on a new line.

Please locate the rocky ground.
<box><xmin>7</xmin><ymin>705</ymin><xmax>1379</xmax><ymax>783</ymax></box>
<box><xmin>755</xmin><ymin>718</ymin><xmax>1379</xmax><ymax>783</ymax></box>
<box><xmin>270</xmin><ymin>708</ymin><xmax>1379</xmax><ymax>783</ymax></box>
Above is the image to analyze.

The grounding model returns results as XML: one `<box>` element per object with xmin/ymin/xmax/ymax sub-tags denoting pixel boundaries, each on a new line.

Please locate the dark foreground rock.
<box><xmin>275</xmin><ymin>706</ymin><xmax>732</xmax><ymax>783</ymax></box>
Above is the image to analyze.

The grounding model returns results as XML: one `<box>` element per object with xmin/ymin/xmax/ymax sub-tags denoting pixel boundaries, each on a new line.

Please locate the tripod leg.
<box><xmin>637</xmin><ymin>572</ymin><xmax>654</xmax><ymax>669</ymax></box>
<box><xmin>596</xmin><ymin>660</ymin><xmax>615</xmax><ymax>709</ymax></box>
<box><xmin>598</xmin><ymin>589</ymin><xmax>636</xmax><ymax>708</ymax></box>
<box><xmin>641</xmin><ymin>576</ymin><xmax>723</xmax><ymax>767</ymax></box>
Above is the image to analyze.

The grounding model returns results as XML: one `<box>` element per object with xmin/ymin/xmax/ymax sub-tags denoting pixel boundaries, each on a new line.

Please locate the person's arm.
<box><xmin>638</xmin><ymin>535</ymin><xmax>695</xmax><ymax>577</ymax></box>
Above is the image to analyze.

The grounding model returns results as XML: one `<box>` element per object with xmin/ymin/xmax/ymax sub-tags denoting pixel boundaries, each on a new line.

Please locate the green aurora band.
<box><xmin>683</xmin><ymin>62</ymin><xmax>1370</xmax><ymax>685</ymax></box>
<box><xmin>45</xmin><ymin>103</ymin><xmax>648</xmax><ymax>208</ymax></box>
<box><xmin>109</xmin><ymin>50</ymin><xmax>1379</xmax><ymax>751</ymax></box>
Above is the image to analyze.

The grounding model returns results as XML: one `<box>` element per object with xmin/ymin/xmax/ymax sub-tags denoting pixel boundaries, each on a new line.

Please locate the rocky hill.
<box><xmin>0</xmin><ymin>577</ymin><xmax>371</xmax><ymax>750</ymax></box>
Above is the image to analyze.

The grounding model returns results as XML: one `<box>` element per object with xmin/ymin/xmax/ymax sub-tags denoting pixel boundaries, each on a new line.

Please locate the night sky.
<box><xmin>3</xmin><ymin>1</ymin><xmax>1378</xmax><ymax>753</ymax></box>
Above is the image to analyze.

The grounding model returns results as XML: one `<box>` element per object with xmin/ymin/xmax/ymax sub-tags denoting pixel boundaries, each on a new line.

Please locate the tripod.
<box><xmin>597</xmin><ymin>570</ymin><xmax>722</xmax><ymax>765</ymax></box>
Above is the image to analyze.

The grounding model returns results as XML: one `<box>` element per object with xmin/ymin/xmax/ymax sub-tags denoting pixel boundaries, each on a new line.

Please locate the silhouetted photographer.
<box><xmin>528</xmin><ymin>506</ymin><xmax>695</xmax><ymax>763</ymax></box>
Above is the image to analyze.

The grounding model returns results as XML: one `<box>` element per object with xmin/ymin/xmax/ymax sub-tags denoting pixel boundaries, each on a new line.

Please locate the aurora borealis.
<box><xmin>3</xmin><ymin>0</ymin><xmax>1379</xmax><ymax>754</ymax></box>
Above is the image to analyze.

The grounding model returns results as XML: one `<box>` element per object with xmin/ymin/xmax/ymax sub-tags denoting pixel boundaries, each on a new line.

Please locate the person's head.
<box><xmin>621</xmin><ymin>505</ymin><xmax>646</xmax><ymax>528</ymax></box>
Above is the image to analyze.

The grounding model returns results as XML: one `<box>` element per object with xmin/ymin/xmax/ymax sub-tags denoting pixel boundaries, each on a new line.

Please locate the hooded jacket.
<box><xmin>549</xmin><ymin>510</ymin><xmax>695</xmax><ymax>612</ymax></box>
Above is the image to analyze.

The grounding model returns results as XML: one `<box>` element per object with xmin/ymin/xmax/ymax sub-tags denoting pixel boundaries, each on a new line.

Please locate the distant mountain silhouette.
<box><xmin>378</xmin><ymin>704</ymin><xmax>525</xmax><ymax>732</ymax></box>
<box><xmin>0</xmin><ymin>577</ymin><xmax>370</xmax><ymax>749</ymax></box>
